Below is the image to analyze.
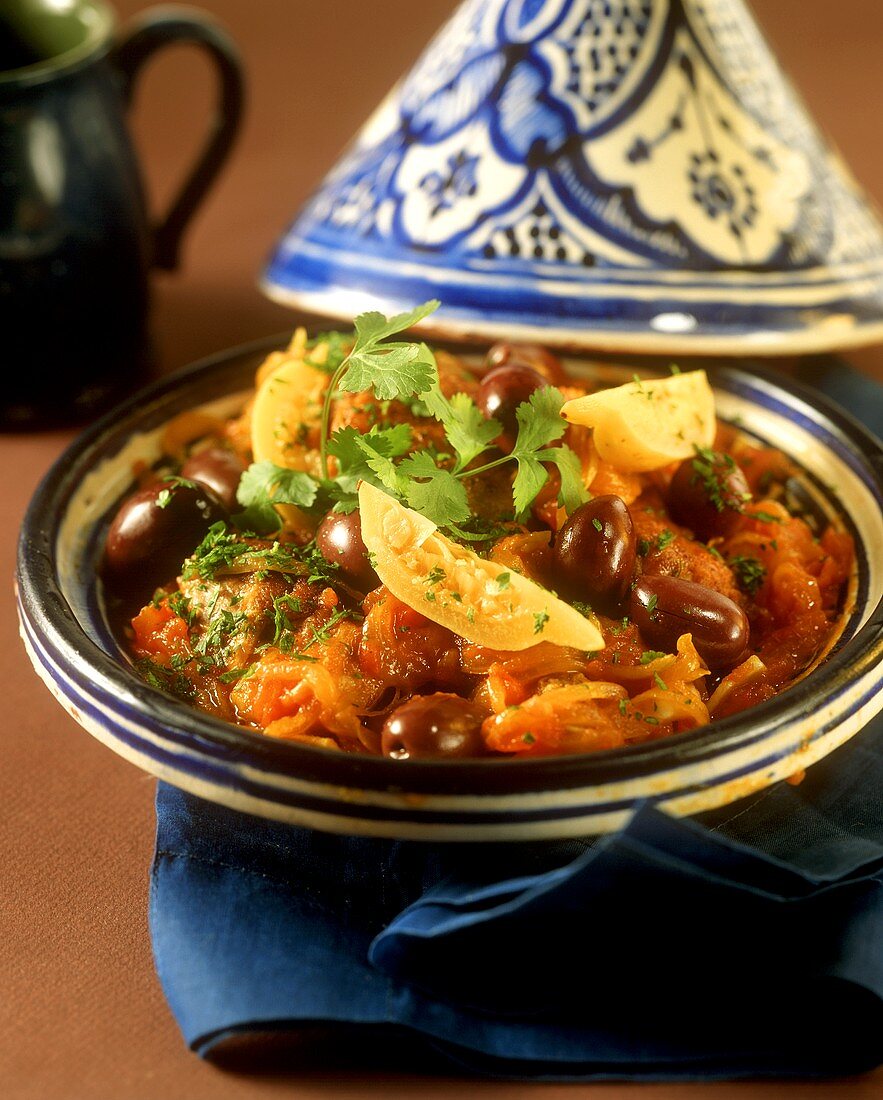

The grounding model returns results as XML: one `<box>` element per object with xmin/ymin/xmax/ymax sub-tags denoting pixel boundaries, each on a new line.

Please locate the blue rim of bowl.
<box><xmin>16</xmin><ymin>335</ymin><xmax>883</xmax><ymax>797</ymax></box>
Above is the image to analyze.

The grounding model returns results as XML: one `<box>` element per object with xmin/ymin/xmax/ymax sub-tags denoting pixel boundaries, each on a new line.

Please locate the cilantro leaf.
<box><xmin>539</xmin><ymin>446</ymin><xmax>588</xmax><ymax>514</ymax></box>
<box><xmin>513</xmin><ymin>386</ymin><xmax>567</xmax><ymax>453</ymax></box>
<box><xmin>318</xmin><ymin>301</ymin><xmax>440</xmax><ymax>478</ymax></box>
<box><xmin>235</xmin><ymin>462</ymin><xmax>318</xmax><ymax>533</ymax></box>
<box><xmin>355</xmin><ymin>436</ymin><xmax>408</xmax><ymax>496</ymax></box>
<box><xmin>512</xmin><ymin>454</ymin><xmax>549</xmax><ymax>518</ymax></box>
<box><xmin>351</xmin><ymin>301</ymin><xmax>440</xmax><ymax>346</ymax></box>
<box><xmin>508</xmin><ymin>387</ymin><xmax>584</xmax><ymax>517</ymax></box>
<box><xmin>329</xmin><ymin>424</ymin><xmax>412</xmax><ymax>491</ymax></box>
<box><xmin>339</xmin><ymin>301</ymin><xmax>441</xmax><ymax>402</ymax></box>
<box><xmin>307</xmin><ymin>305</ymin><xmax>583</xmax><ymax>530</ymax></box>
<box><xmin>418</xmin><ymin>385</ymin><xmax>500</xmax><ymax>472</ymax></box>
<box><xmin>326</xmin><ymin>425</ymin><xmax>368</xmax><ymax>477</ymax></box>
<box><xmin>341</xmin><ymin>342</ymin><xmax>438</xmax><ymax>402</ymax></box>
<box><xmin>399</xmin><ymin>452</ymin><xmax>471</xmax><ymax>526</ymax></box>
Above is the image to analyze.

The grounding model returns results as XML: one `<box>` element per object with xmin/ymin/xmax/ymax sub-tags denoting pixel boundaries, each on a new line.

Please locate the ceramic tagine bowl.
<box><xmin>263</xmin><ymin>0</ymin><xmax>883</xmax><ymax>355</ymax></box>
<box><xmin>15</xmin><ymin>338</ymin><xmax>883</xmax><ymax>840</ymax></box>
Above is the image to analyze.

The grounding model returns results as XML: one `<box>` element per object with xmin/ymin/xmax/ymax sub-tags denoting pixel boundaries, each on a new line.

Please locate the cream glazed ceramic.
<box><xmin>15</xmin><ymin>337</ymin><xmax>883</xmax><ymax>840</ymax></box>
<box><xmin>264</xmin><ymin>0</ymin><xmax>883</xmax><ymax>354</ymax></box>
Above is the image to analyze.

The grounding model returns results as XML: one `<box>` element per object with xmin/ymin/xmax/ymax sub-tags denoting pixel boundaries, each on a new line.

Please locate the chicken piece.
<box><xmin>178</xmin><ymin>570</ymin><xmax>326</xmax><ymax>667</ymax></box>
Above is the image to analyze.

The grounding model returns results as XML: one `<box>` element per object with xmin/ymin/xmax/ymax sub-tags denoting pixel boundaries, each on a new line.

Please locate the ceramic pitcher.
<box><xmin>0</xmin><ymin>0</ymin><xmax>243</xmax><ymax>425</ymax></box>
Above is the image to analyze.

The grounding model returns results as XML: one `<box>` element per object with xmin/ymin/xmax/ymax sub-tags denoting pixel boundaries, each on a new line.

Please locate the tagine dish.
<box><xmin>101</xmin><ymin>303</ymin><xmax>854</xmax><ymax>762</ymax></box>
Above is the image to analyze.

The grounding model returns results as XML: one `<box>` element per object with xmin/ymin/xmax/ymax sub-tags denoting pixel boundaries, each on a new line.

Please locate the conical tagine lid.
<box><xmin>263</xmin><ymin>0</ymin><xmax>883</xmax><ymax>355</ymax></box>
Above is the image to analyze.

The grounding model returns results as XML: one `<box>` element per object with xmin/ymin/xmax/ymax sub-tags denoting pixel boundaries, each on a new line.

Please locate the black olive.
<box><xmin>485</xmin><ymin>342</ymin><xmax>566</xmax><ymax>385</ymax></box>
<box><xmin>316</xmin><ymin>508</ymin><xmax>377</xmax><ymax>590</ymax></box>
<box><xmin>381</xmin><ymin>693</ymin><xmax>487</xmax><ymax>760</ymax></box>
<box><xmin>629</xmin><ymin>575</ymin><xmax>749</xmax><ymax>669</ymax></box>
<box><xmin>667</xmin><ymin>452</ymin><xmax>751</xmax><ymax>539</ymax></box>
<box><xmin>554</xmin><ymin>496</ymin><xmax>636</xmax><ymax>613</ymax></box>
<box><xmin>181</xmin><ymin>447</ymin><xmax>245</xmax><ymax>511</ymax></box>
<box><xmin>104</xmin><ymin>482</ymin><xmax>228</xmax><ymax>588</ymax></box>
<box><xmin>476</xmin><ymin>364</ymin><xmax>547</xmax><ymax>443</ymax></box>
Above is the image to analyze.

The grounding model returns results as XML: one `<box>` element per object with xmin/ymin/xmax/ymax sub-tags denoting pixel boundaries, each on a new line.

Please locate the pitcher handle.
<box><xmin>114</xmin><ymin>6</ymin><xmax>245</xmax><ymax>271</ymax></box>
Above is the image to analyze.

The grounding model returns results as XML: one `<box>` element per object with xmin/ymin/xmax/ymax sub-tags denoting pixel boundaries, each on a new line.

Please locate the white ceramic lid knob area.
<box><xmin>262</xmin><ymin>0</ymin><xmax>883</xmax><ymax>355</ymax></box>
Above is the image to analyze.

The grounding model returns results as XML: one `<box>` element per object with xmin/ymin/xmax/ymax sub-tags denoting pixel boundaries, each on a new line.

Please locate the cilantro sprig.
<box><xmin>319</xmin><ymin>300</ymin><xmax>440</xmax><ymax>478</ymax></box>
<box><xmin>233</xmin><ymin>300</ymin><xmax>588</xmax><ymax>534</ymax></box>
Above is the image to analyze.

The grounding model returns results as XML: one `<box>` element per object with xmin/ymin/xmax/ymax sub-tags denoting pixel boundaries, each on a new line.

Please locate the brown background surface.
<box><xmin>3</xmin><ymin>2</ymin><xmax>883</xmax><ymax>1097</ymax></box>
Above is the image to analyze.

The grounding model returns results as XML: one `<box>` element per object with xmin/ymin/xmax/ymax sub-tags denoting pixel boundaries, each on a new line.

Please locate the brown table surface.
<box><xmin>3</xmin><ymin>2</ymin><xmax>883</xmax><ymax>1097</ymax></box>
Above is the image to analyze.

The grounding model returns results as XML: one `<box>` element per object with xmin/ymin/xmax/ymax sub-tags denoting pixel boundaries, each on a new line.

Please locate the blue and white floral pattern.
<box><xmin>264</xmin><ymin>0</ymin><xmax>883</xmax><ymax>352</ymax></box>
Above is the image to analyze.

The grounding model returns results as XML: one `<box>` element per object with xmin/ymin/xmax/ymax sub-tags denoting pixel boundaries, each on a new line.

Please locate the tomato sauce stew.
<box><xmin>103</xmin><ymin>320</ymin><xmax>854</xmax><ymax>760</ymax></box>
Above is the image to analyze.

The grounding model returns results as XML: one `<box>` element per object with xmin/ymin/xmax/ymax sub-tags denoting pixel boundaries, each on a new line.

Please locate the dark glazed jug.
<box><xmin>0</xmin><ymin>0</ymin><xmax>243</xmax><ymax>426</ymax></box>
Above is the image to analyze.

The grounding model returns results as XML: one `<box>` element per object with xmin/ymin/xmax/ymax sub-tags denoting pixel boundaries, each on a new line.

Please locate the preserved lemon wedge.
<box><xmin>560</xmin><ymin>371</ymin><xmax>715</xmax><ymax>472</ymax></box>
<box><xmin>250</xmin><ymin>353</ymin><xmax>329</xmax><ymax>531</ymax></box>
<box><xmin>359</xmin><ymin>482</ymin><xmax>604</xmax><ymax>652</ymax></box>
<box><xmin>251</xmin><ymin>356</ymin><xmax>328</xmax><ymax>469</ymax></box>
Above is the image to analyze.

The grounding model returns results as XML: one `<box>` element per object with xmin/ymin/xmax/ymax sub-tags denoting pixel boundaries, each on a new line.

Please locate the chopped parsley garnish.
<box><xmin>592</xmin><ymin>517</ymin><xmax>603</xmax><ymax>532</ymax></box>
<box><xmin>306</xmin><ymin>607</ymin><xmax>358</xmax><ymax>648</ymax></box>
<box><xmin>690</xmin><ymin>446</ymin><xmax>742</xmax><ymax>514</ymax></box>
<box><xmin>495</xmin><ymin>572</ymin><xmax>511</xmax><ymax>590</ymax></box>
<box><xmin>219</xmin><ymin>665</ymin><xmax>255</xmax><ymax>684</ymax></box>
<box><xmin>182</xmin><ymin>523</ymin><xmax>338</xmax><ymax>586</ymax></box>
<box><xmin>653</xmin><ymin>672</ymin><xmax>668</xmax><ymax>691</ymax></box>
<box><xmin>426</xmin><ymin>566</ymin><xmax>446</xmax><ymax>586</ymax></box>
<box><xmin>646</xmin><ymin>593</ymin><xmax>659</xmax><ymax>616</ymax></box>
<box><xmin>751</xmin><ymin>510</ymin><xmax>784</xmax><ymax>525</ymax></box>
<box><xmin>305</xmin><ymin>330</ymin><xmax>351</xmax><ymax>374</ymax></box>
<box><xmin>522</xmin><ymin>732</ymin><xmax>536</xmax><ymax>745</ymax></box>
<box><xmin>167</xmin><ymin>591</ymin><xmax>195</xmax><ymax>626</ymax></box>
<box><xmin>640</xmin><ymin>650</ymin><xmax>666</xmax><ymax>664</ymax></box>
<box><xmin>135</xmin><ymin>657</ymin><xmax>195</xmax><ymax>700</ymax></box>
<box><xmin>729</xmin><ymin>554</ymin><xmax>767</xmax><ymax>596</ymax></box>
<box><xmin>192</xmin><ymin>609</ymin><xmax>248</xmax><ymax>668</ymax></box>
<box><xmin>655</xmin><ymin>529</ymin><xmax>675</xmax><ymax>552</ymax></box>
<box><xmin>182</xmin><ymin>522</ymin><xmax>254</xmax><ymax>580</ymax></box>
<box><xmin>156</xmin><ymin>474</ymin><xmax>200</xmax><ymax>510</ymax></box>
<box><xmin>533</xmin><ymin>610</ymin><xmax>550</xmax><ymax>635</ymax></box>
<box><xmin>268</xmin><ymin>593</ymin><xmax>305</xmax><ymax>653</ymax></box>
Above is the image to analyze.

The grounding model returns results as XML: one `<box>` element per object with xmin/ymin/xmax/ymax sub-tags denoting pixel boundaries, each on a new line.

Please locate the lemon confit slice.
<box><xmin>251</xmin><ymin>355</ymin><xmax>328</xmax><ymax>469</ymax></box>
<box><xmin>358</xmin><ymin>482</ymin><xmax>604</xmax><ymax>652</ymax></box>
<box><xmin>250</xmin><ymin>349</ymin><xmax>330</xmax><ymax>531</ymax></box>
<box><xmin>560</xmin><ymin>370</ymin><xmax>716</xmax><ymax>473</ymax></box>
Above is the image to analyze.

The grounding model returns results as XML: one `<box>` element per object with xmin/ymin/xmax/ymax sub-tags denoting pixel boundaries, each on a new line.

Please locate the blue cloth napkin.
<box><xmin>150</xmin><ymin>361</ymin><xmax>883</xmax><ymax>1079</ymax></box>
